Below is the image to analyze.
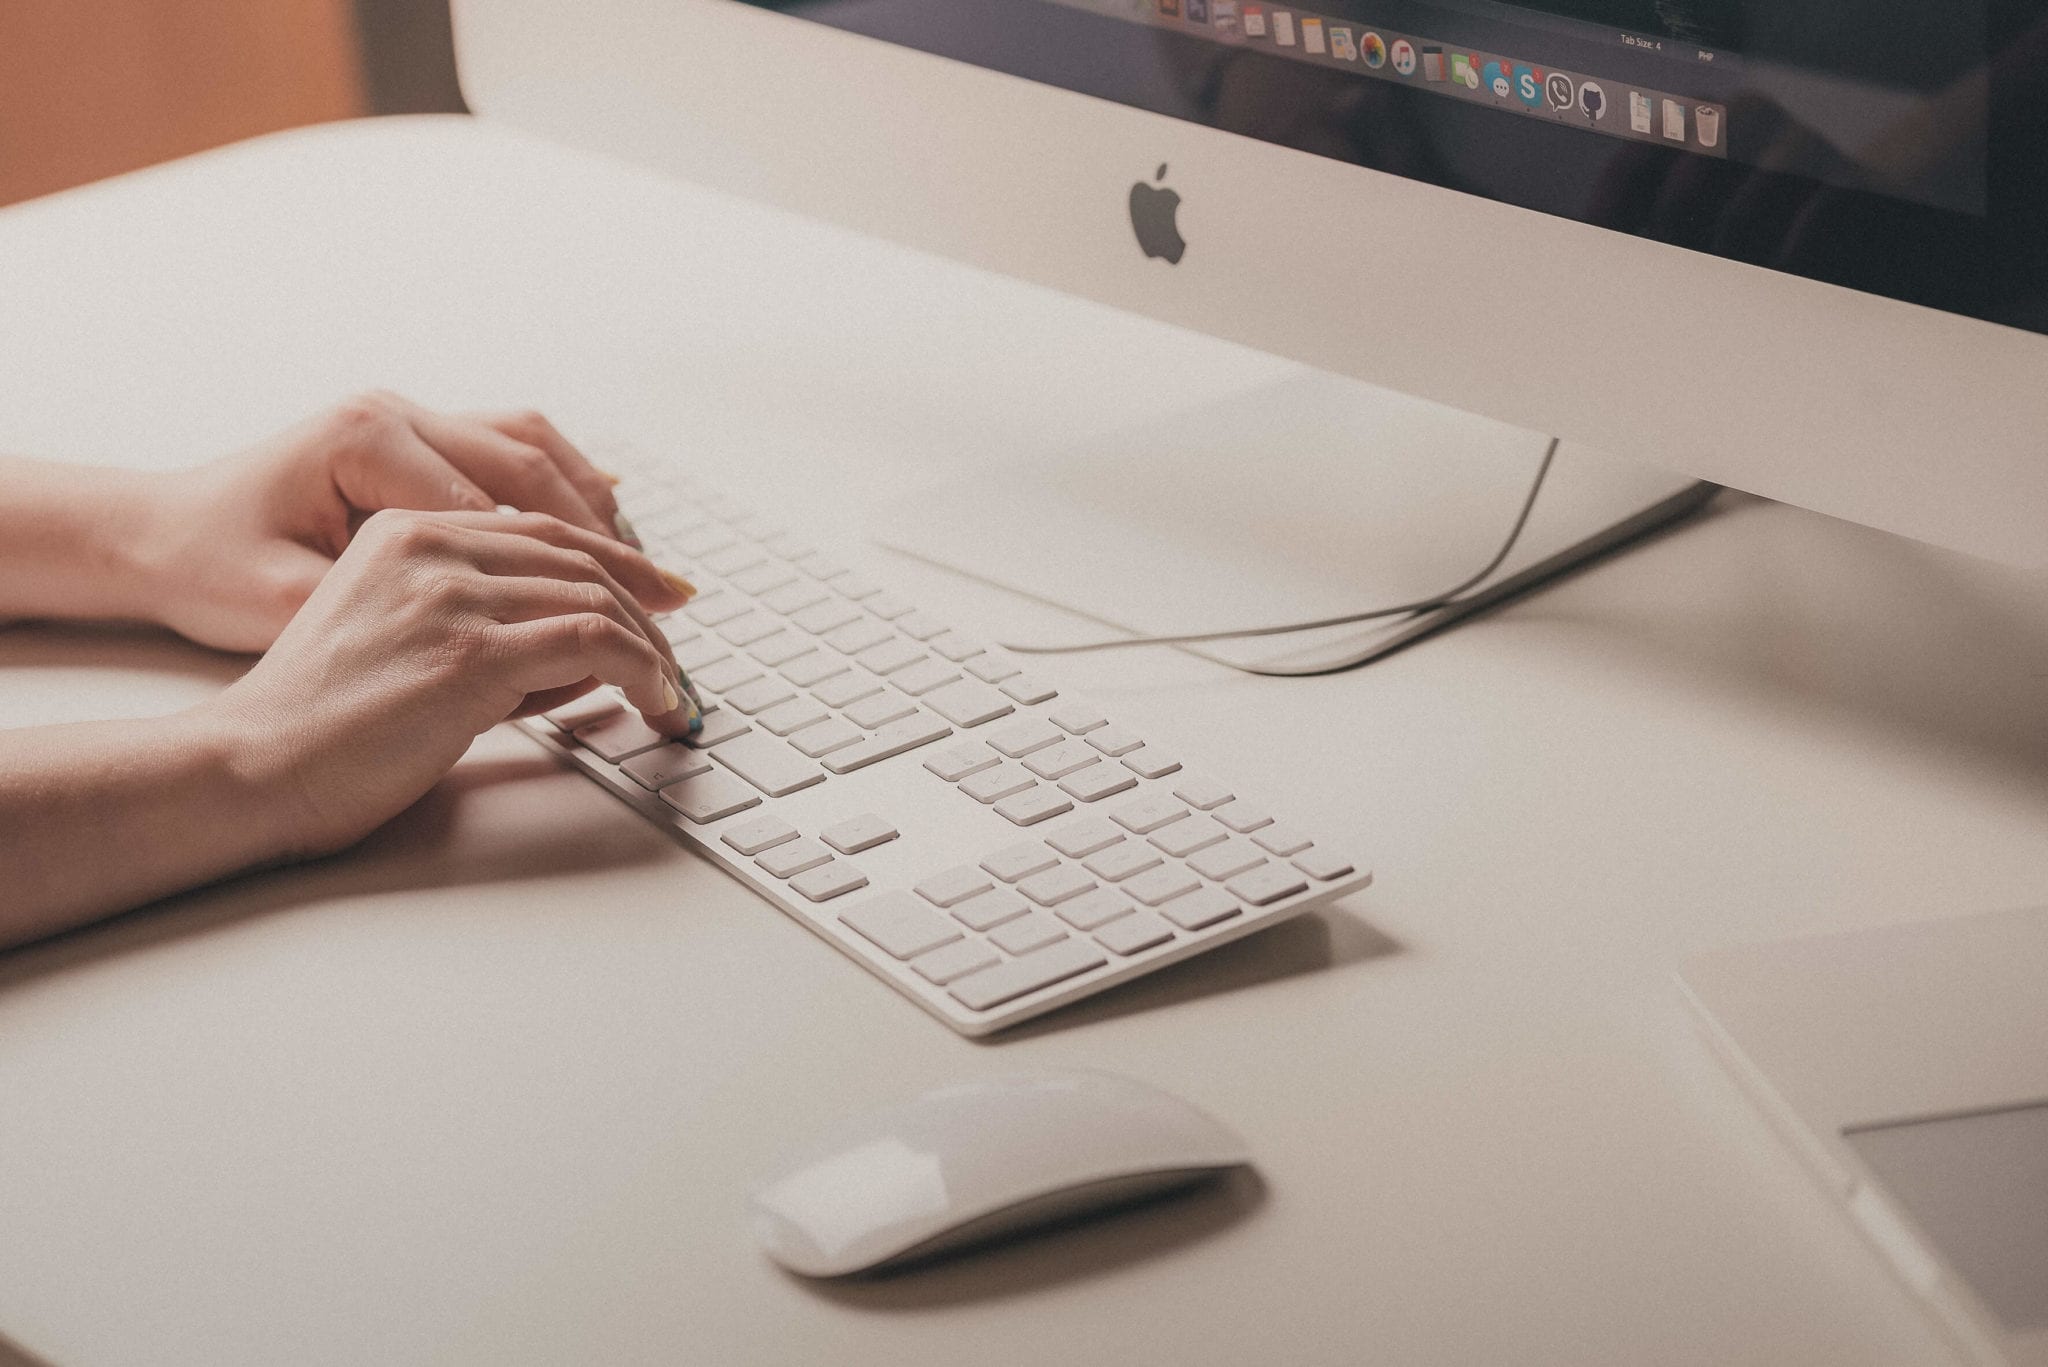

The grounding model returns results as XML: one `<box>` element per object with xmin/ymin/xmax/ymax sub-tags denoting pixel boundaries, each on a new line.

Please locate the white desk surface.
<box><xmin>2</xmin><ymin>116</ymin><xmax>2045</xmax><ymax>1367</ymax></box>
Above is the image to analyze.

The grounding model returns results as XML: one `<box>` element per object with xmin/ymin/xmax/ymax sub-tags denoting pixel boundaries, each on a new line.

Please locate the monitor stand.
<box><xmin>873</xmin><ymin>369</ymin><xmax>1718</xmax><ymax>674</ymax></box>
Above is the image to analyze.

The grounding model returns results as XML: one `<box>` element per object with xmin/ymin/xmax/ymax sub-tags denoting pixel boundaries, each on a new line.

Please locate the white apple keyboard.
<box><xmin>518</xmin><ymin>457</ymin><xmax>1372</xmax><ymax>1035</ymax></box>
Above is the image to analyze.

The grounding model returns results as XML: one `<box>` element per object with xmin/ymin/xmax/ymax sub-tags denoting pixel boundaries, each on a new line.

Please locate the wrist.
<box><xmin>170</xmin><ymin>696</ymin><xmax>321</xmax><ymax>871</ymax></box>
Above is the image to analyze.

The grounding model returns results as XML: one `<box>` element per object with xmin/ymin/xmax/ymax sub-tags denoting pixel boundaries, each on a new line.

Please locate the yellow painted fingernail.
<box><xmin>660</xmin><ymin>568</ymin><xmax>698</xmax><ymax>601</ymax></box>
<box><xmin>662</xmin><ymin>679</ymin><xmax>681</xmax><ymax>713</ymax></box>
<box><xmin>596</xmin><ymin>468</ymin><xmax>623</xmax><ymax>486</ymax></box>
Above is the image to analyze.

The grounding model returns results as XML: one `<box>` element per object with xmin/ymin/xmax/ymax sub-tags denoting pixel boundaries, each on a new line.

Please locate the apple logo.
<box><xmin>1128</xmin><ymin>163</ymin><xmax>1186</xmax><ymax>265</ymax></box>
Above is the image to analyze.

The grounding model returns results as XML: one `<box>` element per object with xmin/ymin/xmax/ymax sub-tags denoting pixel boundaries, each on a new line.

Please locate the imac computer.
<box><xmin>450</xmin><ymin>0</ymin><xmax>2048</xmax><ymax>671</ymax></box>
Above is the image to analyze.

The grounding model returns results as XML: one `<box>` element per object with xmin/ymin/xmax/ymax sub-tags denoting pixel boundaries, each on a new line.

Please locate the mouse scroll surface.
<box><xmin>750</xmin><ymin>1070</ymin><xmax>1252</xmax><ymax>1277</ymax></box>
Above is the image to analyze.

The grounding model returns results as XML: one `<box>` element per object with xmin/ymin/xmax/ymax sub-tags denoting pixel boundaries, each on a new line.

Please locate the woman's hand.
<box><xmin>130</xmin><ymin>392</ymin><xmax>668</xmax><ymax>653</ymax></box>
<box><xmin>205</xmin><ymin>508</ymin><xmax>699</xmax><ymax>861</ymax></box>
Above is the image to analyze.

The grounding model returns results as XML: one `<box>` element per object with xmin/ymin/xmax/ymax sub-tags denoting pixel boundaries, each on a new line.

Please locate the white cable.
<box><xmin>997</xmin><ymin>436</ymin><xmax>1560</xmax><ymax>674</ymax></box>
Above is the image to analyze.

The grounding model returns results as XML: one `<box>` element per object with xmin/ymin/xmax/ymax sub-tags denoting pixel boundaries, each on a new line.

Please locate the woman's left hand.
<box><xmin>130</xmin><ymin>392</ymin><xmax>663</xmax><ymax>652</ymax></box>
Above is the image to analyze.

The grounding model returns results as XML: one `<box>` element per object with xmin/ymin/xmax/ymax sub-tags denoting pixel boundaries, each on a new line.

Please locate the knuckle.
<box><xmin>506</xmin><ymin>408</ymin><xmax>552</xmax><ymax>440</ymax></box>
<box><xmin>507</xmin><ymin>444</ymin><xmax>554</xmax><ymax>484</ymax></box>
<box><xmin>570</xmin><ymin>580</ymin><xmax>614</xmax><ymax>616</ymax></box>
<box><xmin>331</xmin><ymin>391</ymin><xmax>397</xmax><ymax>437</ymax></box>
<box><xmin>565</xmin><ymin>549</ymin><xmax>606</xmax><ymax>582</ymax></box>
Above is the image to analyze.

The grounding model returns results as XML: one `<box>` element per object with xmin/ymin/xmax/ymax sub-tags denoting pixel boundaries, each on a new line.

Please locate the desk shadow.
<box><xmin>987</xmin><ymin>903</ymin><xmax>1398</xmax><ymax>1044</ymax></box>
<box><xmin>0</xmin><ymin>1333</ymin><xmax>51</xmax><ymax>1367</ymax></box>
<box><xmin>0</xmin><ymin>751</ymin><xmax>671</xmax><ymax>994</ymax></box>
<box><xmin>796</xmin><ymin>1165</ymin><xmax>1267</xmax><ymax>1311</ymax></box>
<box><xmin>0</xmin><ymin>619</ymin><xmax>246</xmax><ymax>688</ymax></box>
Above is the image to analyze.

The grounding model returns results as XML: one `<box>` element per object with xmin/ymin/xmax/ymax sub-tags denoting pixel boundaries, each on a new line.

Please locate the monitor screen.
<box><xmin>734</xmin><ymin>0</ymin><xmax>2048</xmax><ymax>337</ymax></box>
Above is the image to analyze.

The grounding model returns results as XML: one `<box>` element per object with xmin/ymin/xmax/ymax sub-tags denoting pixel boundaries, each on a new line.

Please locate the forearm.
<box><xmin>0</xmin><ymin>457</ymin><xmax>167</xmax><ymax>627</ymax></box>
<box><xmin>0</xmin><ymin>708</ymin><xmax>293</xmax><ymax>947</ymax></box>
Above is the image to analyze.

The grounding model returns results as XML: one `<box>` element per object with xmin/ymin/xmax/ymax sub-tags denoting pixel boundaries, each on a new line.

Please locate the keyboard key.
<box><xmin>685</xmin><ymin>591</ymin><xmax>750</xmax><ymax>626</ymax></box>
<box><xmin>1171</xmin><ymin>777</ymin><xmax>1234</xmax><ymax>810</ymax></box>
<box><xmin>1126</xmin><ymin>864</ymin><xmax>1202</xmax><ymax>906</ymax></box>
<box><xmin>795</xmin><ymin>553</ymin><xmax>848</xmax><ymax>580</ymax></box>
<box><xmin>756</xmin><ymin>838</ymin><xmax>833</xmax><ymax>878</ymax></box>
<box><xmin>828</xmin><ymin>571</ymin><xmax>882</xmax><ymax>600</ymax></box>
<box><xmin>1252</xmin><ymin>825</ymin><xmax>1313</xmax><ymax>857</ymax></box>
<box><xmin>1084</xmin><ymin>841</ymin><xmax>1162</xmax><ymax>883</ymax></box>
<box><xmin>924</xmin><ymin>740</ymin><xmax>1001</xmax><ymax>783</ymax></box>
<box><xmin>856</xmin><ymin>639</ymin><xmax>925</xmax><ymax>676</ymax></box>
<box><xmin>1000</xmin><ymin>676</ymin><xmax>1059</xmax><ymax>705</ymax></box>
<box><xmin>1021</xmin><ymin>741</ymin><xmax>1097</xmax><ymax>781</ymax></box>
<box><xmin>821</xmin><ymin>712</ymin><xmax>952</xmax><ymax>773</ymax></box>
<box><xmin>1189</xmin><ymin>840</ymin><xmax>1266</xmax><ymax>882</ymax></box>
<box><xmin>621</xmin><ymin>743</ymin><xmax>713</xmax><ymax>791</ymax></box>
<box><xmin>1018</xmin><ymin>864</ymin><xmax>1096</xmax><ymax>907</ymax></box>
<box><xmin>711</xmin><ymin>732</ymin><xmax>826</xmax><ymax>798</ymax></box>
<box><xmin>685</xmin><ymin>709</ymin><xmax>753</xmax><ymax>749</ymax></box>
<box><xmin>951</xmin><ymin>887</ymin><xmax>1030</xmax><ymax>931</ymax></box>
<box><xmin>991</xmin><ymin>912</ymin><xmax>1068</xmax><ymax>956</ymax></box>
<box><xmin>789</xmin><ymin>717</ymin><xmax>864</xmax><ymax>757</ymax></box>
<box><xmin>1085</xmin><ymin>727</ymin><xmax>1144</xmax><ymax>757</ymax></box>
<box><xmin>916</xmin><ymin>866</ymin><xmax>994</xmax><ymax>908</ymax></box>
<box><xmin>910</xmin><ymin>939</ymin><xmax>1001</xmax><ymax>986</ymax></box>
<box><xmin>863</xmin><ymin>593</ymin><xmax>915</xmax><ymax>621</ymax></box>
<box><xmin>982</xmin><ymin>842</ymin><xmax>1059</xmax><ymax>882</ymax></box>
<box><xmin>763</xmin><ymin>531</ymin><xmax>813</xmax><ymax>559</ymax></box>
<box><xmin>813</xmin><ymin>672</ymin><xmax>883</xmax><ymax>709</ymax></box>
<box><xmin>1226</xmin><ymin>864</ymin><xmax>1310</xmax><ymax>906</ymax></box>
<box><xmin>1153</xmin><ymin>820</ymin><xmax>1228</xmax><ymax>858</ymax></box>
<box><xmin>659</xmin><ymin>770</ymin><xmax>760</xmax><ymax>823</ymax></box>
<box><xmin>717</xmin><ymin>613</ymin><xmax>785</xmax><ymax>648</ymax></box>
<box><xmin>1057</xmin><ymin>888</ymin><xmax>1136</xmax><ymax>932</ymax></box>
<box><xmin>724</xmin><ymin>677</ymin><xmax>797</xmax><ymax>715</ymax></box>
<box><xmin>1047</xmin><ymin>816</ymin><xmax>1123</xmax><ymax>858</ymax></box>
<box><xmin>721</xmin><ymin>814</ymin><xmax>799</xmax><ymax>856</ymax></box>
<box><xmin>748</xmin><ymin>631</ymin><xmax>814</xmax><ymax>668</ymax></box>
<box><xmin>545</xmin><ymin>690</ymin><xmax>622</xmax><ymax>733</ymax></box>
<box><xmin>1294</xmin><ymin>849</ymin><xmax>1356</xmax><ymax>881</ymax></box>
<box><xmin>1096</xmin><ymin>912</ymin><xmax>1174</xmax><ymax>957</ymax></box>
<box><xmin>948</xmin><ymin>939</ymin><xmax>1106</xmax><ymax>1011</ymax></box>
<box><xmin>845</xmin><ymin>691</ymin><xmax>917</xmax><ymax>730</ymax></box>
<box><xmin>823</xmin><ymin>618</ymin><xmax>894</xmax><ymax>654</ymax></box>
<box><xmin>702</xmin><ymin>542</ymin><xmax>766</xmax><ymax>576</ymax></box>
<box><xmin>574</xmin><ymin>712</ymin><xmax>669</xmax><ymax>763</ymax></box>
<box><xmin>1111</xmin><ymin>795</ymin><xmax>1190</xmax><ymax>835</ymax></box>
<box><xmin>693</xmin><ymin>657</ymin><xmax>764</xmax><ymax>694</ymax></box>
<box><xmin>1121</xmin><ymin>748</ymin><xmax>1183</xmax><ymax>780</ymax></box>
<box><xmin>762</xmin><ymin>580</ymin><xmax>829</xmax><ymax>615</ymax></box>
<box><xmin>891</xmin><ymin>658</ymin><xmax>963</xmax><ymax>698</ymax></box>
<box><xmin>928</xmin><ymin>631</ymin><xmax>985</xmax><ymax>662</ymax></box>
<box><xmin>923</xmin><ymin>680</ymin><xmax>1014</xmax><ymax>730</ymax></box>
<box><xmin>821</xmin><ymin>814</ymin><xmax>899</xmax><ymax>855</ymax></box>
<box><xmin>659</xmin><ymin>615</ymin><xmax>701</xmax><ymax>646</ymax></box>
<box><xmin>989</xmin><ymin>717</ymin><xmax>1064</xmax><ymax>758</ymax></box>
<box><xmin>961</xmin><ymin>765</ymin><xmax>1034</xmax><ymax>804</ymax></box>
<box><xmin>677</xmin><ymin>526</ymin><xmax>739</xmax><ymax>558</ymax></box>
<box><xmin>729</xmin><ymin>561</ymin><xmax>797</xmax><ymax>596</ymax></box>
<box><xmin>792</xmin><ymin>599</ymin><xmax>862</xmax><ymax>635</ymax></box>
<box><xmin>1214</xmin><ymin>803</ymin><xmax>1275</xmax><ymax>834</ymax></box>
<box><xmin>842</xmin><ymin>893</ymin><xmax>963</xmax><ymax>960</ymax></box>
<box><xmin>675</xmin><ymin>636</ymin><xmax>733</xmax><ymax>672</ymax></box>
<box><xmin>1059</xmin><ymin>764</ymin><xmax>1137</xmax><ymax>804</ymax></box>
<box><xmin>1159</xmin><ymin>886</ymin><xmax>1240</xmax><ymax>931</ymax></box>
<box><xmin>896</xmin><ymin>612</ymin><xmax>947</xmax><ymax>642</ymax></box>
<box><xmin>966</xmin><ymin>652</ymin><xmax>1023</xmax><ymax>684</ymax></box>
<box><xmin>780</xmin><ymin>651</ymin><xmax>847</xmax><ymax>688</ymax></box>
<box><xmin>997</xmin><ymin>788</ymin><xmax>1072</xmax><ymax>827</ymax></box>
<box><xmin>1049</xmin><ymin>704</ymin><xmax>1107</xmax><ymax>735</ymax></box>
<box><xmin>791</xmin><ymin>860</ymin><xmax>869</xmax><ymax>903</ymax></box>
<box><xmin>758</xmin><ymin>697</ymin><xmax>830</xmax><ymax>736</ymax></box>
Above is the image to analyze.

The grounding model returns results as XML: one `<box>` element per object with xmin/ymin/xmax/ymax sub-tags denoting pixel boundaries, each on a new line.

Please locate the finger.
<box><xmin>323</xmin><ymin>395</ymin><xmax>497</xmax><ymax>519</ymax></box>
<box><xmin>450</xmin><ymin>526</ymin><xmax>700</xmax><ymax>717</ymax></box>
<box><xmin>425</xmin><ymin>509</ymin><xmax>696</xmax><ymax>614</ymax></box>
<box><xmin>400</xmin><ymin>408</ymin><xmax>614</xmax><ymax>539</ymax></box>
<box><xmin>467</xmin><ymin>408</ymin><xmax>626</xmax><ymax>541</ymax></box>
<box><xmin>514</xmin><ymin>680</ymin><xmax>603</xmax><ymax>719</ymax></box>
<box><xmin>494</xmin><ymin>615</ymin><xmax>694</xmax><ymax>734</ymax></box>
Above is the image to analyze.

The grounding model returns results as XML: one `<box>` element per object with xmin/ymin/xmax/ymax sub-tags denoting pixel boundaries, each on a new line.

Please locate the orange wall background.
<box><xmin>0</xmin><ymin>1</ymin><xmax>367</xmax><ymax>208</ymax></box>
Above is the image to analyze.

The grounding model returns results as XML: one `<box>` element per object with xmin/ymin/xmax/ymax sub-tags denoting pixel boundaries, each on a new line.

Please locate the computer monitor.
<box><xmin>452</xmin><ymin>0</ymin><xmax>2048</xmax><ymax>589</ymax></box>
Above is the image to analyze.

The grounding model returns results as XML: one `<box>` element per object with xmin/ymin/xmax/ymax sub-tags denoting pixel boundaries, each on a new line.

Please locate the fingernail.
<box><xmin>613</xmin><ymin>511</ymin><xmax>642</xmax><ymax>549</ymax></box>
<box><xmin>662</xmin><ymin>679</ymin><xmax>681</xmax><ymax>713</ymax></box>
<box><xmin>596</xmin><ymin>467</ymin><xmax>623</xmax><ymax>486</ymax></box>
<box><xmin>687</xmin><ymin>702</ymin><xmax>704</xmax><ymax>735</ymax></box>
<box><xmin>659</xmin><ymin>568</ymin><xmax>698</xmax><ymax>601</ymax></box>
<box><xmin>680</xmin><ymin>673</ymin><xmax>704</xmax><ymax>712</ymax></box>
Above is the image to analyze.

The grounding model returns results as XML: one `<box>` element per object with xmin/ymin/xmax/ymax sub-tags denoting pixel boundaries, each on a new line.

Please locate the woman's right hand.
<box><xmin>201</xmin><ymin>507</ymin><xmax>701</xmax><ymax>862</ymax></box>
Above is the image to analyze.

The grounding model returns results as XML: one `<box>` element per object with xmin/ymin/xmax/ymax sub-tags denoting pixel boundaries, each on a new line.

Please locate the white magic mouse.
<box><xmin>749</xmin><ymin>1069</ymin><xmax>1253</xmax><ymax>1277</ymax></box>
